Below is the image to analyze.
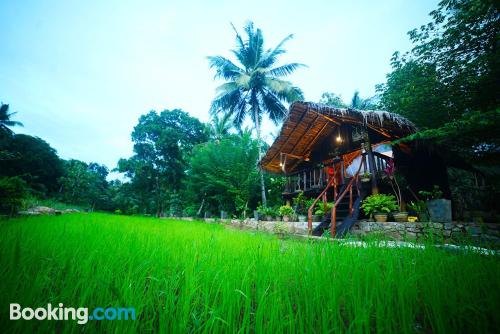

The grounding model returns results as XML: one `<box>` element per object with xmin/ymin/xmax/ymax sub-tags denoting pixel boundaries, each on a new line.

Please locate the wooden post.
<box><xmin>364</xmin><ymin>131</ymin><xmax>379</xmax><ymax>195</ymax></box>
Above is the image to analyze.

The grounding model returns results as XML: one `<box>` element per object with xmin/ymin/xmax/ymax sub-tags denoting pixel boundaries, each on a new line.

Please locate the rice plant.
<box><xmin>0</xmin><ymin>213</ymin><xmax>498</xmax><ymax>333</ymax></box>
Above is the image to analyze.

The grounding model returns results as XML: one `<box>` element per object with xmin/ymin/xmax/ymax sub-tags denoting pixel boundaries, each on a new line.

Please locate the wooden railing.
<box><xmin>307</xmin><ymin>155</ymin><xmax>368</xmax><ymax>237</ymax></box>
<box><xmin>284</xmin><ymin>166</ymin><xmax>328</xmax><ymax>194</ymax></box>
<box><xmin>329</xmin><ymin>156</ymin><xmax>366</xmax><ymax>237</ymax></box>
<box><xmin>372</xmin><ymin>152</ymin><xmax>390</xmax><ymax>176</ymax></box>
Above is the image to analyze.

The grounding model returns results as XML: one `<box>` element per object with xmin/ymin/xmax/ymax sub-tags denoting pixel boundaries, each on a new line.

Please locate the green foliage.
<box><xmin>58</xmin><ymin>160</ymin><xmax>109</xmax><ymax>210</ymax></box>
<box><xmin>398</xmin><ymin>109</ymin><xmax>499</xmax><ymax>165</ymax></box>
<box><xmin>208</xmin><ymin>21</ymin><xmax>304</xmax><ymax>128</ymax></box>
<box><xmin>184</xmin><ymin>134</ymin><xmax>260</xmax><ymax>217</ymax></box>
<box><xmin>0</xmin><ymin>134</ymin><xmax>63</xmax><ymax>194</ymax></box>
<box><xmin>0</xmin><ymin>176</ymin><xmax>30</xmax><ymax>214</ymax></box>
<box><xmin>319</xmin><ymin>91</ymin><xmax>378</xmax><ymax>110</ymax></box>
<box><xmin>361</xmin><ymin>194</ymin><xmax>399</xmax><ymax>217</ymax></box>
<box><xmin>117</xmin><ymin>109</ymin><xmax>207</xmax><ymax>215</ymax></box>
<box><xmin>264</xmin><ymin>176</ymin><xmax>287</xmax><ymax>208</ymax></box>
<box><xmin>314</xmin><ymin>202</ymin><xmax>334</xmax><ymax>216</ymax></box>
<box><xmin>319</xmin><ymin>92</ymin><xmax>347</xmax><ymax>108</ymax></box>
<box><xmin>418</xmin><ymin>185</ymin><xmax>444</xmax><ymax>201</ymax></box>
<box><xmin>407</xmin><ymin>200</ymin><xmax>427</xmax><ymax>213</ymax></box>
<box><xmin>278</xmin><ymin>205</ymin><xmax>294</xmax><ymax>217</ymax></box>
<box><xmin>293</xmin><ymin>191</ymin><xmax>307</xmax><ymax>215</ymax></box>
<box><xmin>378</xmin><ymin>0</ymin><xmax>499</xmax><ymax>169</ymax></box>
<box><xmin>0</xmin><ymin>103</ymin><xmax>23</xmax><ymax>135</ymax></box>
<box><xmin>208</xmin><ymin>21</ymin><xmax>305</xmax><ymax>206</ymax></box>
<box><xmin>1</xmin><ymin>213</ymin><xmax>498</xmax><ymax>333</ymax></box>
<box><xmin>272</xmin><ymin>221</ymin><xmax>289</xmax><ymax>237</ymax></box>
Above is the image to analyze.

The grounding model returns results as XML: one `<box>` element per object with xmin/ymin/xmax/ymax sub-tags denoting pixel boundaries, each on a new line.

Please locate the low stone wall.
<box><xmin>351</xmin><ymin>221</ymin><xmax>500</xmax><ymax>244</ymax></box>
<box><xmin>177</xmin><ymin>217</ymin><xmax>499</xmax><ymax>244</ymax></box>
<box><xmin>227</xmin><ymin>218</ymin><xmax>320</xmax><ymax>235</ymax></box>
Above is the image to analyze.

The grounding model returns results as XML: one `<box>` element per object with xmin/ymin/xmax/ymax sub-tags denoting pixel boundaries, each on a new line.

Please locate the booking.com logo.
<box><xmin>10</xmin><ymin>303</ymin><xmax>136</xmax><ymax>325</ymax></box>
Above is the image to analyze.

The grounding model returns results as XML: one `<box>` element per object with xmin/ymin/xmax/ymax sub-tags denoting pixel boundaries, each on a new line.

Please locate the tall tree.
<box><xmin>58</xmin><ymin>160</ymin><xmax>110</xmax><ymax>210</ymax></box>
<box><xmin>0</xmin><ymin>104</ymin><xmax>23</xmax><ymax>135</ymax></box>
<box><xmin>319</xmin><ymin>92</ymin><xmax>347</xmax><ymax>108</ymax></box>
<box><xmin>184</xmin><ymin>133</ymin><xmax>260</xmax><ymax>217</ymax></box>
<box><xmin>117</xmin><ymin>109</ymin><xmax>208</xmax><ymax>216</ymax></box>
<box><xmin>0</xmin><ymin>134</ymin><xmax>63</xmax><ymax>194</ymax></box>
<box><xmin>377</xmin><ymin>0</ymin><xmax>499</xmax><ymax>158</ymax></box>
<box><xmin>208</xmin><ymin>21</ymin><xmax>305</xmax><ymax>206</ymax></box>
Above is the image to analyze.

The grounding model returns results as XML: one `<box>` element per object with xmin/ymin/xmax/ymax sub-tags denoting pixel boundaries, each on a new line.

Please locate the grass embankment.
<box><xmin>0</xmin><ymin>213</ymin><xmax>499</xmax><ymax>333</ymax></box>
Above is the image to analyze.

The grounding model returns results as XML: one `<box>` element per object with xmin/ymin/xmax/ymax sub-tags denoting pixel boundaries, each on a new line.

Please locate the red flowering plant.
<box><xmin>383</xmin><ymin>159</ymin><xmax>403</xmax><ymax>211</ymax></box>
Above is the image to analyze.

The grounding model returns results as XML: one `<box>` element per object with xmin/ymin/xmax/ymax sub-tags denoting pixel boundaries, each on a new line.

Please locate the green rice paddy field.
<box><xmin>0</xmin><ymin>213</ymin><xmax>499</xmax><ymax>333</ymax></box>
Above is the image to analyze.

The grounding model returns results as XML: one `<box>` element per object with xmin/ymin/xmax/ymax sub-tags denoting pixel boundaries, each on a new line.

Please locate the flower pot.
<box><xmin>265</xmin><ymin>215</ymin><xmax>273</xmax><ymax>221</ymax></box>
<box><xmin>298</xmin><ymin>215</ymin><xmax>306</xmax><ymax>222</ymax></box>
<box><xmin>408</xmin><ymin>216</ymin><xmax>418</xmax><ymax>223</ymax></box>
<box><xmin>361</xmin><ymin>177</ymin><xmax>371</xmax><ymax>183</ymax></box>
<box><xmin>374</xmin><ymin>213</ymin><xmax>388</xmax><ymax>223</ymax></box>
<box><xmin>283</xmin><ymin>215</ymin><xmax>290</xmax><ymax>222</ymax></box>
<box><xmin>393</xmin><ymin>212</ymin><xmax>408</xmax><ymax>223</ymax></box>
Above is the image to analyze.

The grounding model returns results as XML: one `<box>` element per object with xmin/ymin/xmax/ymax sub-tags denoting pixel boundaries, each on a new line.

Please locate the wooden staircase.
<box><xmin>307</xmin><ymin>153</ymin><xmax>370</xmax><ymax>238</ymax></box>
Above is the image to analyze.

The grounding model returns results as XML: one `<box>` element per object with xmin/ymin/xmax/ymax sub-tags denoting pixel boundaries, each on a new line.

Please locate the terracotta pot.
<box><xmin>374</xmin><ymin>213</ymin><xmax>388</xmax><ymax>223</ymax></box>
<box><xmin>265</xmin><ymin>215</ymin><xmax>273</xmax><ymax>221</ymax></box>
<box><xmin>393</xmin><ymin>212</ymin><xmax>408</xmax><ymax>223</ymax></box>
<box><xmin>283</xmin><ymin>215</ymin><xmax>290</xmax><ymax>222</ymax></box>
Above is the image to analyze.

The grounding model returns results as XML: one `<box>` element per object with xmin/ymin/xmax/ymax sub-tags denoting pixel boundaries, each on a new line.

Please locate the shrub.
<box><xmin>273</xmin><ymin>221</ymin><xmax>289</xmax><ymax>238</ymax></box>
<box><xmin>293</xmin><ymin>191</ymin><xmax>307</xmax><ymax>215</ymax></box>
<box><xmin>279</xmin><ymin>205</ymin><xmax>295</xmax><ymax>217</ymax></box>
<box><xmin>419</xmin><ymin>185</ymin><xmax>444</xmax><ymax>200</ymax></box>
<box><xmin>361</xmin><ymin>194</ymin><xmax>398</xmax><ymax>217</ymax></box>
<box><xmin>257</xmin><ymin>205</ymin><xmax>276</xmax><ymax>217</ymax></box>
<box><xmin>0</xmin><ymin>176</ymin><xmax>31</xmax><ymax>215</ymax></box>
<box><xmin>315</xmin><ymin>202</ymin><xmax>334</xmax><ymax>216</ymax></box>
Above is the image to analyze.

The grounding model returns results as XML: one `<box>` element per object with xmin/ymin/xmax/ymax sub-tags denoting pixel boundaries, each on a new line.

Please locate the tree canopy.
<box><xmin>377</xmin><ymin>0</ymin><xmax>499</xmax><ymax>167</ymax></box>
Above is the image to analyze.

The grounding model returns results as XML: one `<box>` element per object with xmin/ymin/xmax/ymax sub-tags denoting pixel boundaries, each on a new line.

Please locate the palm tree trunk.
<box><xmin>254</xmin><ymin>109</ymin><xmax>267</xmax><ymax>207</ymax></box>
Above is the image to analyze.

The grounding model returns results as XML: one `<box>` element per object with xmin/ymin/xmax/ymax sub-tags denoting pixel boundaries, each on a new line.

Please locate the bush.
<box><xmin>279</xmin><ymin>205</ymin><xmax>295</xmax><ymax>217</ymax></box>
<box><xmin>315</xmin><ymin>202</ymin><xmax>334</xmax><ymax>216</ymax></box>
<box><xmin>0</xmin><ymin>176</ymin><xmax>31</xmax><ymax>215</ymax></box>
<box><xmin>361</xmin><ymin>194</ymin><xmax>398</xmax><ymax>217</ymax></box>
<box><xmin>273</xmin><ymin>221</ymin><xmax>289</xmax><ymax>238</ymax></box>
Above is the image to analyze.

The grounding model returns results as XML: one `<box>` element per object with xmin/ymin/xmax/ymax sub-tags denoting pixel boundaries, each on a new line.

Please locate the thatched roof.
<box><xmin>260</xmin><ymin>101</ymin><xmax>417</xmax><ymax>174</ymax></box>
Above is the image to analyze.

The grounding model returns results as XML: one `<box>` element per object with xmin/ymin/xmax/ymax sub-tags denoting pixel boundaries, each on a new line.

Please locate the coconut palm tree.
<box><xmin>0</xmin><ymin>104</ymin><xmax>23</xmax><ymax>135</ymax></box>
<box><xmin>208</xmin><ymin>21</ymin><xmax>305</xmax><ymax>206</ymax></box>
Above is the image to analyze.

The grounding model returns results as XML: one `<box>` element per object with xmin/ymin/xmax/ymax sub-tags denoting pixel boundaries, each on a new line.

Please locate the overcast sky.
<box><xmin>0</xmin><ymin>0</ymin><xmax>438</xmax><ymax>175</ymax></box>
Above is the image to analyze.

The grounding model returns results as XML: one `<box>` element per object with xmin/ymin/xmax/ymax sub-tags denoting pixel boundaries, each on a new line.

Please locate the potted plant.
<box><xmin>419</xmin><ymin>185</ymin><xmax>451</xmax><ymax>222</ymax></box>
<box><xmin>360</xmin><ymin>171</ymin><xmax>371</xmax><ymax>183</ymax></box>
<box><xmin>294</xmin><ymin>191</ymin><xmax>307</xmax><ymax>222</ymax></box>
<box><xmin>279</xmin><ymin>205</ymin><xmax>295</xmax><ymax>222</ymax></box>
<box><xmin>361</xmin><ymin>194</ymin><xmax>398</xmax><ymax>222</ymax></box>
<box><xmin>256</xmin><ymin>205</ymin><xmax>266</xmax><ymax>221</ymax></box>
<box><xmin>408</xmin><ymin>200</ymin><xmax>429</xmax><ymax>222</ymax></box>
<box><xmin>265</xmin><ymin>207</ymin><xmax>276</xmax><ymax>221</ymax></box>
<box><xmin>383</xmin><ymin>159</ymin><xmax>408</xmax><ymax>222</ymax></box>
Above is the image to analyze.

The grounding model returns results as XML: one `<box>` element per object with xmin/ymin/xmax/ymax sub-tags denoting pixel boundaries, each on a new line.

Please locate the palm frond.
<box><xmin>258</xmin><ymin>34</ymin><xmax>294</xmax><ymax>68</ymax></box>
<box><xmin>210</xmin><ymin>89</ymin><xmax>239</xmax><ymax>115</ymax></box>
<box><xmin>207</xmin><ymin>56</ymin><xmax>244</xmax><ymax>80</ymax></box>
<box><xmin>266</xmin><ymin>77</ymin><xmax>304</xmax><ymax>102</ymax></box>
<box><xmin>268</xmin><ymin>63</ymin><xmax>306</xmax><ymax>78</ymax></box>
<box><xmin>260</xmin><ymin>89</ymin><xmax>288</xmax><ymax>124</ymax></box>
